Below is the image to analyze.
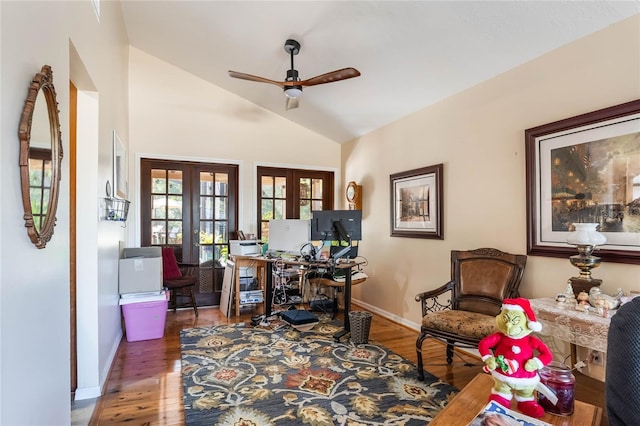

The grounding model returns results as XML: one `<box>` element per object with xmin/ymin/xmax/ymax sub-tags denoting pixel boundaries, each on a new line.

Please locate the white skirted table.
<box><xmin>529</xmin><ymin>298</ymin><xmax>612</xmax><ymax>364</ymax></box>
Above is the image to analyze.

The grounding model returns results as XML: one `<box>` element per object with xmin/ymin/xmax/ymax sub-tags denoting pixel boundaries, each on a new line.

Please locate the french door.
<box><xmin>257</xmin><ymin>166</ymin><xmax>334</xmax><ymax>241</ymax></box>
<box><xmin>140</xmin><ymin>159</ymin><xmax>238</xmax><ymax>306</ymax></box>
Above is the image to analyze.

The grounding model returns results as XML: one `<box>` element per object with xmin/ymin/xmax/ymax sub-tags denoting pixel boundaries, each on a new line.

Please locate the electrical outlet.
<box><xmin>590</xmin><ymin>350</ymin><xmax>604</xmax><ymax>366</ymax></box>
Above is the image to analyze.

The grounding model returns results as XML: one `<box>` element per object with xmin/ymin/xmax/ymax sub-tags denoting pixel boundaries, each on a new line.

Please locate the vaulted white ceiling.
<box><xmin>121</xmin><ymin>1</ymin><xmax>639</xmax><ymax>143</ymax></box>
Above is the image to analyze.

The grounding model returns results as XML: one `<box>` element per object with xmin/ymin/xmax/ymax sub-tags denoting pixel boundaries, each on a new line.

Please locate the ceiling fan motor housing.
<box><xmin>284</xmin><ymin>69</ymin><xmax>302</xmax><ymax>98</ymax></box>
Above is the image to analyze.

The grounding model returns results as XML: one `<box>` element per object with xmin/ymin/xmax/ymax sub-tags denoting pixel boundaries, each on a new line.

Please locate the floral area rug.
<box><xmin>180</xmin><ymin>321</ymin><xmax>458</xmax><ymax>425</ymax></box>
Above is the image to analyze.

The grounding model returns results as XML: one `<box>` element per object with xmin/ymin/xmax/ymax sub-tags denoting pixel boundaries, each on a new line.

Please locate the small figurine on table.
<box><xmin>478</xmin><ymin>298</ymin><xmax>554</xmax><ymax>418</ymax></box>
<box><xmin>576</xmin><ymin>291</ymin><xmax>591</xmax><ymax>311</ymax></box>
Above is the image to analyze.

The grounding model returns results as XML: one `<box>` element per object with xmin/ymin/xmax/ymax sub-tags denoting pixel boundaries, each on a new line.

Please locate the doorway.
<box><xmin>140</xmin><ymin>159</ymin><xmax>239</xmax><ymax>306</ymax></box>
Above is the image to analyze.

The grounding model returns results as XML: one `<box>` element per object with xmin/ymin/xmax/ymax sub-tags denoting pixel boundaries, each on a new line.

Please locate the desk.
<box><xmin>530</xmin><ymin>298</ymin><xmax>611</xmax><ymax>365</ymax></box>
<box><xmin>430</xmin><ymin>373</ymin><xmax>602</xmax><ymax>425</ymax></box>
<box><xmin>261</xmin><ymin>257</ymin><xmax>362</xmax><ymax>341</ymax></box>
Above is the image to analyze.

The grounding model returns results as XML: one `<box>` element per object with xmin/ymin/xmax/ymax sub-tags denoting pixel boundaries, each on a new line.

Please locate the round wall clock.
<box><xmin>346</xmin><ymin>181</ymin><xmax>362</xmax><ymax>210</ymax></box>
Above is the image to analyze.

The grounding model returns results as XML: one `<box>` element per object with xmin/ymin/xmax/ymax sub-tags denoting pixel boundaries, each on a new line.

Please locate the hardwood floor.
<box><xmin>83</xmin><ymin>305</ymin><xmax>607</xmax><ymax>425</ymax></box>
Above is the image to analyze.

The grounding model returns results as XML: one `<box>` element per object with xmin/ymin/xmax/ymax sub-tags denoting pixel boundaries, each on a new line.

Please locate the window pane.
<box><xmin>216</xmin><ymin>197</ymin><xmax>228</xmax><ymax>220</ymax></box>
<box><xmin>261</xmin><ymin>176</ymin><xmax>273</xmax><ymax>197</ymax></box>
<box><xmin>200</xmin><ymin>172</ymin><xmax>214</xmax><ymax>196</ymax></box>
<box><xmin>42</xmin><ymin>189</ymin><xmax>50</xmax><ymax>213</ymax></box>
<box><xmin>167</xmin><ymin>221</ymin><xmax>182</xmax><ymax>244</ymax></box>
<box><xmin>200</xmin><ymin>221</ymin><xmax>213</xmax><ymax>244</ymax></box>
<box><xmin>216</xmin><ymin>173</ymin><xmax>228</xmax><ymax>196</ymax></box>
<box><xmin>312</xmin><ymin>200</ymin><xmax>323</xmax><ymax>211</ymax></box>
<box><xmin>30</xmin><ymin>188</ymin><xmax>42</xmax><ymax>214</ymax></box>
<box><xmin>201</xmin><ymin>197</ymin><xmax>213</xmax><ymax>220</ymax></box>
<box><xmin>168</xmin><ymin>195</ymin><xmax>182</xmax><ymax>219</ymax></box>
<box><xmin>29</xmin><ymin>159</ymin><xmax>43</xmax><ymax>185</ymax></box>
<box><xmin>168</xmin><ymin>170</ymin><xmax>183</xmax><ymax>194</ymax></box>
<box><xmin>151</xmin><ymin>169</ymin><xmax>166</xmax><ymax>193</ymax></box>
<box><xmin>43</xmin><ymin>161</ymin><xmax>52</xmax><ymax>186</ymax></box>
<box><xmin>275</xmin><ymin>177</ymin><xmax>286</xmax><ymax>198</ymax></box>
<box><xmin>261</xmin><ymin>222</ymin><xmax>269</xmax><ymax>243</ymax></box>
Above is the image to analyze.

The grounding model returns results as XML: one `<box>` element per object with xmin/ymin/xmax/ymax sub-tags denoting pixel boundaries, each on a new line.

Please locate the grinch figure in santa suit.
<box><xmin>478</xmin><ymin>298</ymin><xmax>553</xmax><ymax>418</ymax></box>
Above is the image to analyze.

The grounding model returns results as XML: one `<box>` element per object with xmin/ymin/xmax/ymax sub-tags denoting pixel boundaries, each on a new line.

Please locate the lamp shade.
<box><xmin>566</xmin><ymin>223</ymin><xmax>606</xmax><ymax>247</ymax></box>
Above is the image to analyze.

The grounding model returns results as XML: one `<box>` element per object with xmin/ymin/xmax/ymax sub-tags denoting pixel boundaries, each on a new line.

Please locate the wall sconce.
<box><xmin>566</xmin><ymin>223</ymin><xmax>606</xmax><ymax>295</ymax></box>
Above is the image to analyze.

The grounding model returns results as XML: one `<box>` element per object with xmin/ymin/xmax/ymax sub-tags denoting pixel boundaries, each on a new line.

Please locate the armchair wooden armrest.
<box><xmin>415</xmin><ymin>281</ymin><xmax>454</xmax><ymax>315</ymax></box>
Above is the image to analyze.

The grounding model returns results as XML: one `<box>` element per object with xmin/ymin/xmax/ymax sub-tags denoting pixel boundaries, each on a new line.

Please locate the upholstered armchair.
<box><xmin>415</xmin><ymin>248</ymin><xmax>526</xmax><ymax>380</ymax></box>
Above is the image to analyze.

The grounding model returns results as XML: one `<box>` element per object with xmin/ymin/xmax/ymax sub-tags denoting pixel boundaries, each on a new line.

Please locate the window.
<box><xmin>257</xmin><ymin>166</ymin><xmax>333</xmax><ymax>242</ymax></box>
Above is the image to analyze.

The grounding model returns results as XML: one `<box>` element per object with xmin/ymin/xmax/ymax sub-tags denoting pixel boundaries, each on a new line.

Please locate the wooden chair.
<box><xmin>415</xmin><ymin>248</ymin><xmax>526</xmax><ymax>380</ymax></box>
<box><xmin>161</xmin><ymin>246</ymin><xmax>198</xmax><ymax>317</ymax></box>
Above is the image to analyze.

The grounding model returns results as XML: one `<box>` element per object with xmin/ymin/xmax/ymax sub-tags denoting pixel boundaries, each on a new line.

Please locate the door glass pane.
<box><xmin>151</xmin><ymin>169</ymin><xmax>166</xmax><ymax>193</ymax></box>
<box><xmin>200</xmin><ymin>221</ymin><xmax>213</xmax><ymax>244</ymax></box>
<box><xmin>261</xmin><ymin>176</ymin><xmax>273</xmax><ymax>197</ymax></box>
<box><xmin>151</xmin><ymin>195</ymin><xmax>167</xmax><ymax>219</ymax></box>
<box><xmin>261</xmin><ymin>199</ymin><xmax>273</xmax><ymax>220</ymax></box>
<box><xmin>275</xmin><ymin>177</ymin><xmax>286</xmax><ymax>198</ymax></box>
<box><xmin>199</xmin><ymin>245</ymin><xmax>213</xmax><ymax>263</ymax></box>
<box><xmin>274</xmin><ymin>199</ymin><xmax>286</xmax><ymax>219</ymax></box>
<box><xmin>216</xmin><ymin>173</ymin><xmax>228</xmax><ymax>196</ymax></box>
<box><xmin>215</xmin><ymin>197</ymin><xmax>228</xmax><ymax>220</ymax></box>
<box><xmin>200</xmin><ymin>172</ymin><xmax>214</xmax><ymax>196</ymax></box>
<box><xmin>168</xmin><ymin>170</ymin><xmax>183</xmax><ymax>194</ymax></box>
<box><xmin>43</xmin><ymin>162</ymin><xmax>52</xmax><ymax>186</ymax></box>
<box><xmin>312</xmin><ymin>179</ymin><xmax>323</xmax><ymax>198</ymax></box>
<box><xmin>300</xmin><ymin>200</ymin><xmax>311</xmax><ymax>219</ymax></box>
<box><xmin>201</xmin><ymin>197</ymin><xmax>213</xmax><ymax>220</ymax></box>
<box><xmin>312</xmin><ymin>200</ymin><xmax>323</xmax><ymax>211</ymax></box>
<box><xmin>299</xmin><ymin>178</ymin><xmax>310</xmax><ymax>198</ymax></box>
<box><xmin>168</xmin><ymin>195</ymin><xmax>183</xmax><ymax>219</ymax></box>
<box><xmin>167</xmin><ymin>220</ymin><xmax>183</xmax><ymax>244</ymax></box>
<box><xmin>151</xmin><ymin>220</ymin><xmax>166</xmax><ymax>245</ymax></box>
<box><xmin>261</xmin><ymin>222</ymin><xmax>269</xmax><ymax>242</ymax></box>
<box><xmin>215</xmin><ymin>221</ymin><xmax>228</xmax><ymax>244</ymax></box>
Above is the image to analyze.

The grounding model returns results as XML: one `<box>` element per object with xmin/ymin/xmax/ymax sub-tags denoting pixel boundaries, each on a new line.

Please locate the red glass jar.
<box><xmin>537</xmin><ymin>361</ymin><xmax>576</xmax><ymax>416</ymax></box>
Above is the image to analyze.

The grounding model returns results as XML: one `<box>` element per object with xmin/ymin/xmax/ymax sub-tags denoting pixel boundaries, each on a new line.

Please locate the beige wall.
<box><xmin>128</xmin><ymin>48</ymin><xmax>341</xmax><ymax>242</ymax></box>
<box><xmin>344</xmin><ymin>15</ymin><xmax>640</xmax><ymax>330</ymax></box>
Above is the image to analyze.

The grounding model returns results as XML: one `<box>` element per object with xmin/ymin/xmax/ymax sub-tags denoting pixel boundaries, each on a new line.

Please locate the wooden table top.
<box><xmin>430</xmin><ymin>373</ymin><xmax>602</xmax><ymax>426</ymax></box>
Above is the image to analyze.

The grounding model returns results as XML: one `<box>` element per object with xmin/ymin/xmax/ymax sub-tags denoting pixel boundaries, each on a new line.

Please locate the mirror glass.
<box><xmin>19</xmin><ymin>65</ymin><xmax>63</xmax><ymax>249</ymax></box>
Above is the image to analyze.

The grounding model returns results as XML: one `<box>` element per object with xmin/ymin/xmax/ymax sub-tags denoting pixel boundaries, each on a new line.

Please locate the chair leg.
<box><xmin>169</xmin><ymin>288</ymin><xmax>177</xmax><ymax>312</ymax></box>
<box><xmin>416</xmin><ymin>331</ymin><xmax>428</xmax><ymax>381</ymax></box>
<box><xmin>446</xmin><ymin>343</ymin><xmax>454</xmax><ymax>364</ymax></box>
<box><xmin>189</xmin><ymin>286</ymin><xmax>199</xmax><ymax>317</ymax></box>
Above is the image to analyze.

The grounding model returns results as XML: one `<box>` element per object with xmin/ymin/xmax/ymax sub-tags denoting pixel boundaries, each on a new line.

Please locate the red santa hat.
<box><xmin>502</xmin><ymin>298</ymin><xmax>542</xmax><ymax>332</ymax></box>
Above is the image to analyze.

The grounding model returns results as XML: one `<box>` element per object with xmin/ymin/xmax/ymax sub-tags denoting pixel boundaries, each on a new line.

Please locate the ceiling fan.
<box><xmin>228</xmin><ymin>39</ymin><xmax>361</xmax><ymax>110</ymax></box>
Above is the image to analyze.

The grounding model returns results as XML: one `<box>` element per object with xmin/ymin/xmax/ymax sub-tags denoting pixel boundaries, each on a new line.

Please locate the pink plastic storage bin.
<box><xmin>121</xmin><ymin>300</ymin><xmax>168</xmax><ymax>342</ymax></box>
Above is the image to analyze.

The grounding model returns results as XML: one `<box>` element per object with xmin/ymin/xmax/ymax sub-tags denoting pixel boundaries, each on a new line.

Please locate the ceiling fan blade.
<box><xmin>285</xmin><ymin>96</ymin><xmax>299</xmax><ymax>110</ymax></box>
<box><xmin>228</xmin><ymin>70</ymin><xmax>284</xmax><ymax>88</ymax></box>
<box><xmin>297</xmin><ymin>67</ymin><xmax>361</xmax><ymax>87</ymax></box>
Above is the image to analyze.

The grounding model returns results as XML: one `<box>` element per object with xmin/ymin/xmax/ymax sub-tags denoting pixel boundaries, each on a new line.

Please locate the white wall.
<box><xmin>0</xmin><ymin>1</ymin><xmax>129</xmax><ymax>423</ymax></box>
<box><xmin>344</xmin><ymin>15</ymin><xmax>640</xmax><ymax>332</ymax></box>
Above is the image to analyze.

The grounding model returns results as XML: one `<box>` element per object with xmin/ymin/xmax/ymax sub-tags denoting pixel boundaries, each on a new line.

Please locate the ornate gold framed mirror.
<box><xmin>19</xmin><ymin>65</ymin><xmax>63</xmax><ymax>249</ymax></box>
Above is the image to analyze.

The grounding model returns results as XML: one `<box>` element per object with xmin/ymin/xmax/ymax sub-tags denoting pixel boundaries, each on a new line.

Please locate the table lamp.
<box><xmin>566</xmin><ymin>223</ymin><xmax>606</xmax><ymax>295</ymax></box>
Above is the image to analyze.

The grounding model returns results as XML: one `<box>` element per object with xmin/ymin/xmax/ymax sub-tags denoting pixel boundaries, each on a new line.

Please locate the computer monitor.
<box><xmin>311</xmin><ymin>210</ymin><xmax>362</xmax><ymax>242</ymax></box>
<box><xmin>267</xmin><ymin>219</ymin><xmax>311</xmax><ymax>255</ymax></box>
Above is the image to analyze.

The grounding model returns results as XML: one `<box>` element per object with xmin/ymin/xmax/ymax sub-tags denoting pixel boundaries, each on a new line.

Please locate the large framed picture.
<box><xmin>525</xmin><ymin>100</ymin><xmax>640</xmax><ymax>264</ymax></box>
<box><xmin>390</xmin><ymin>164</ymin><xmax>443</xmax><ymax>239</ymax></box>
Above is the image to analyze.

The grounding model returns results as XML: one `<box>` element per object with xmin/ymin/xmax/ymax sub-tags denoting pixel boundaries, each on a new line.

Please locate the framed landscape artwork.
<box><xmin>525</xmin><ymin>100</ymin><xmax>640</xmax><ymax>264</ymax></box>
<box><xmin>390</xmin><ymin>164</ymin><xmax>443</xmax><ymax>239</ymax></box>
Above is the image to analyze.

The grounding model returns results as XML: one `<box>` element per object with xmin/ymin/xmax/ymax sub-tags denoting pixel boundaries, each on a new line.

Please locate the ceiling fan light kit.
<box><xmin>228</xmin><ymin>38</ymin><xmax>360</xmax><ymax>109</ymax></box>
